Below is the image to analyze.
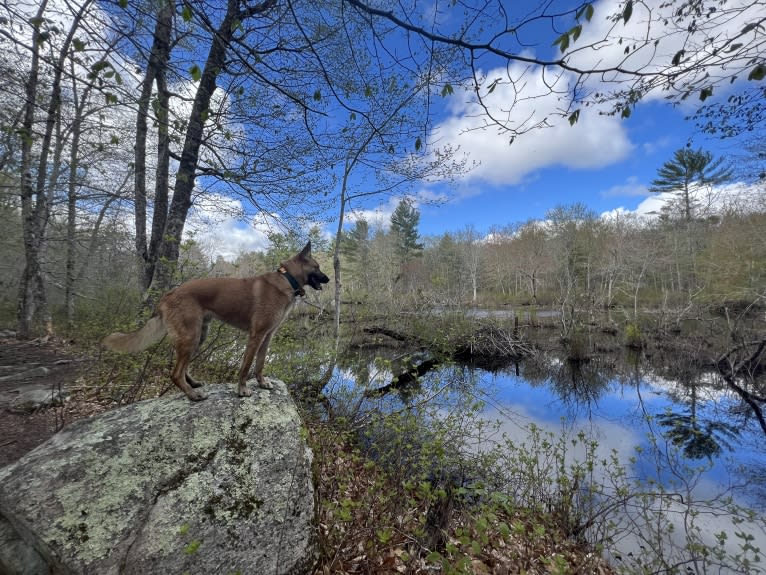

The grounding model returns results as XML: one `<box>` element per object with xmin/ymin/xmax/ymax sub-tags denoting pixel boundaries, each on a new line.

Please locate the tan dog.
<box><xmin>102</xmin><ymin>242</ymin><xmax>329</xmax><ymax>400</ymax></box>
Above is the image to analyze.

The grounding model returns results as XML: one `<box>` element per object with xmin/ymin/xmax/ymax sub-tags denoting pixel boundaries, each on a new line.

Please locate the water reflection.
<box><xmin>334</xmin><ymin>332</ymin><xmax>766</xmax><ymax>572</ymax></box>
<box><xmin>337</xmin><ymin>342</ymin><xmax>765</xmax><ymax>508</ymax></box>
<box><xmin>656</xmin><ymin>410</ymin><xmax>740</xmax><ymax>460</ymax></box>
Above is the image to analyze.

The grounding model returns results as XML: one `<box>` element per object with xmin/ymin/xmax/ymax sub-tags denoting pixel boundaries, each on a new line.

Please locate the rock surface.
<box><xmin>0</xmin><ymin>381</ymin><xmax>317</xmax><ymax>575</ymax></box>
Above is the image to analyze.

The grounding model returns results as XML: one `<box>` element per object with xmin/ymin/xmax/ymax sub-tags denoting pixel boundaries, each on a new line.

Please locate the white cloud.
<box><xmin>185</xmin><ymin>194</ymin><xmax>271</xmax><ymax>260</ymax></box>
<box><xmin>431</xmin><ymin>62</ymin><xmax>634</xmax><ymax>186</ymax></box>
<box><xmin>600</xmin><ymin>181</ymin><xmax>764</xmax><ymax>219</ymax></box>
<box><xmin>345</xmin><ymin>188</ymin><xmax>448</xmax><ymax>231</ymax></box>
<box><xmin>567</xmin><ymin>0</ymin><xmax>760</xmax><ymax>103</ymax></box>
<box><xmin>642</xmin><ymin>136</ymin><xmax>673</xmax><ymax>156</ymax></box>
<box><xmin>601</xmin><ymin>176</ymin><xmax>651</xmax><ymax>198</ymax></box>
<box><xmin>426</xmin><ymin>0</ymin><xmax>759</xmax><ymax>189</ymax></box>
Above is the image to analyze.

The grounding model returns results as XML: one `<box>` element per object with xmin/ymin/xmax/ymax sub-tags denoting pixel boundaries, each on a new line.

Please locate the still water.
<box><xmin>333</xmin><ymin>340</ymin><xmax>766</xmax><ymax>572</ymax></box>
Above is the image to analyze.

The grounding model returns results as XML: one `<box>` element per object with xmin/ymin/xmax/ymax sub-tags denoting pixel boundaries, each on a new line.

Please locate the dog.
<box><xmin>102</xmin><ymin>242</ymin><xmax>329</xmax><ymax>401</ymax></box>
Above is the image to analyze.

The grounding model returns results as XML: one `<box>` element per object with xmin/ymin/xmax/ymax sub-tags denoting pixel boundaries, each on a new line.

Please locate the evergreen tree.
<box><xmin>650</xmin><ymin>148</ymin><xmax>732</xmax><ymax>222</ymax></box>
<box><xmin>390</xmin><ymin>199</ymin><xmax>423</xmax><ymax>263</ymax></box>
<box><xmin>341</xmin><ymin>220</ymin><xmax>370</xmax><ymax>265</ymax></box>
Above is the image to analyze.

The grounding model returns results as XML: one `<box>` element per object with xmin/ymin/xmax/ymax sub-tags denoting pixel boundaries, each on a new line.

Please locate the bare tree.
<box><xmin>11</xmin><ymin>0</ymin><xmax>98</xmax><ymax>337</ymax></box>
<box><xmin>342</xmin><ymin>0</ymin><xmax>766</xmax><ymax>131</ymax></box>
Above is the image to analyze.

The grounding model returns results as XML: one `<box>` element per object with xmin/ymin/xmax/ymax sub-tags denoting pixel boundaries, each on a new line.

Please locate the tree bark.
<box><xmin>134</xmin><ymin>1</ymin><xmax>173</xmax><ymax>291</ymax></box>
<box><xmin>150</xmin><ymin>0</ymin><xmax>277</xmax><ymax>293</ymax></box>
<box><xmin>18</xmin><ymin>0</ymin><xmax>91</xmax><ymax>337</ymax></box>
<box><xmin>65</xmin><ymin>69</ymin><xmax>92</xmax><ymax>329</ymax></box>
<box><xmin>17</xmin><ymin>0</ymin><xmax>48</xmax><ymax>338</ymax></box>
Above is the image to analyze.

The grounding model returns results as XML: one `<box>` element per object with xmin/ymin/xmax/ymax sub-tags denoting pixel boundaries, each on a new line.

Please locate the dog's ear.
<box><xmin>299</xmin><ymin>241</ymin><xmax>312</xmax><ymax>259</ymax></box>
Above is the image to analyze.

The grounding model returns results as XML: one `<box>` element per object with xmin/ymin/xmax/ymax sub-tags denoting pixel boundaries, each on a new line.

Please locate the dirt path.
<box><xmin>0</xmin><ymin>337</ymin><xmax>107</xmax><ymax>468</ymax></box>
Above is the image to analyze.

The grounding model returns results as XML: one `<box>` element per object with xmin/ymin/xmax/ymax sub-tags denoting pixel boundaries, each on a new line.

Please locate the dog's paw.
<box><xmin>237</xmin><ymin>385</ymin><xmax>252</xmax><ymax>397</ymax></box>
<box><xmin>188</xmin><ymin>389</ymin><xmax>208</xmax><ymax>401</ymax></box>
<box><xmin>258</xmin><ymin>378</ymin><xmax>274</xmax><ymax>390</ymax></box>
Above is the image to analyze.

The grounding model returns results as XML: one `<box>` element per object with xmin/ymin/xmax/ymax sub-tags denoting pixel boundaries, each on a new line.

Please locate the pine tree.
<box><xmin>650</xmin><ymin>148</ymin><xmax>732</xmax><ymax>222</ymax></box>
<box><xmin>341</xmin><ymin>220</ymin><xmax>370</xmax><ymax>265</ymax></box>
<box><xmin>390</xmin><ymin>199</ymin><xmax>423</xmax><ymax>263</ymax></box>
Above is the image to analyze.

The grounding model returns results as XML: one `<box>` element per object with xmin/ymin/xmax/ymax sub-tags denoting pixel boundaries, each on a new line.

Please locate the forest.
<box><xmin>1</xmin><ymin>0</ymin><xmax>765</xmax><ymax>573</ymax></box>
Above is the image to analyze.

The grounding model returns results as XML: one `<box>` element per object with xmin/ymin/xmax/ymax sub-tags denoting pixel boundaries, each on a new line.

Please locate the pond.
<box><xmin>331</xmin><ymin>335</ymin><xmax>766</xmax><ymax>573</ymax></box>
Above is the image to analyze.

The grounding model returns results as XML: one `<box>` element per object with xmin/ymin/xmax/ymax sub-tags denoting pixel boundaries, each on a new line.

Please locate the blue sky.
<box><xmin>416</xmin><ymin>101</ymin><xmax>704</xmax><ymax>236</ymax></box>
<box><xmin>336</xmin><ymin>89</ymin><xmax>744</xmax><ymax>241</ymax></box>
<box><xmin>191</xmin><ymin>100</ymin><xmax>727</xmax><ymax>259</ymax></box>
<box><xmin>183</xmin><ymin>0</ymin><xmax>758</xmax><ymax>259</ymax></box>
<box><xmin>10</xmin><ymin>0</ymin><xmax>756</xmax><ymax>261</ymax></box>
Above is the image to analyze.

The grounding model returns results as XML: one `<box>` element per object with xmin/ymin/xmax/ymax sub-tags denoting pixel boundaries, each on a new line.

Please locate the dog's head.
<box><xmin>295</xmin><ymin>241</ymin><xmax>330</xmax><ymax>291</ymax></box>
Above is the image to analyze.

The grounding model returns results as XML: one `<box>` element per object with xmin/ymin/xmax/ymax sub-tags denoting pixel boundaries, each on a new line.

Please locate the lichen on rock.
<box><xmin>0</xmin><ymin>380</ymin><xmax>317</xmax><ymax>575</ymax></box>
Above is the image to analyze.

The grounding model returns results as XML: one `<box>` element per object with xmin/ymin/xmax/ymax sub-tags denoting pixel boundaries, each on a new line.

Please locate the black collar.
<box><xmin>278</xmin><ymin>267</ymin><xmax>305</xmax><ymax>297</ymax></box>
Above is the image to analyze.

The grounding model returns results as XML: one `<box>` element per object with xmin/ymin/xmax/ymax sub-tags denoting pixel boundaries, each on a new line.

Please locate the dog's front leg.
<box><xmin>253</xmin><ymin>332</ymin><xmax>275</xmax><ymax>390</ymax></box>
<box><xmin>238</xmin><ymin>333</ymin><xmax>266</xmax><ymax>397</ymax></box>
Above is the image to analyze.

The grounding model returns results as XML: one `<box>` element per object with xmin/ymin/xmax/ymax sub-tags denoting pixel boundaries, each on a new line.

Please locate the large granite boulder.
<box><xmin>0</xmin><ymin>380</ymin><xmax>317</xmax><ymax>575</ymax></box>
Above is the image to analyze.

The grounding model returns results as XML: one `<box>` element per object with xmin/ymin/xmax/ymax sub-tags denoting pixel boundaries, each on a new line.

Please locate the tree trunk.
<box><xmin>18</xmin><ymin>0</ymin><xmax>90</xmax><ymax>337</ymax></box>
<box><xmin>17</xmin><ymin>0</ymin><xmax>48</xmax><ymax>338</ymax></box>
<box><xmin>134</xmin><ymin>1</ymin><xmax>173</xmax><ymax>291</ymax></box>
<box><xmin>151</xmin><ymin>0</ymin><xmax>277</xmax><ymax>292</ymax></box>
<box><xmin>65</xmin><ymin>75</ymin><xmax>90</xmax><ymax>329</ymax></box>
<box><xmin>333</xmin><ymin>160</ymin><xmax>351</xmax><ymax>343</ymax></box>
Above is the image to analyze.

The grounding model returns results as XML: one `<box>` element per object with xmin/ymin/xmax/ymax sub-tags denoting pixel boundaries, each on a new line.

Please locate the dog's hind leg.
<box><xmin>171</xmin><ymin>336</ymin><xmax>207</xmax><ymax>400</ymax></box>
<box><xmin>166</xmin><ymin>316</ymin><xmax>208</xmax><ymax>401</ymax></box>
<box><xmin>186</xmin><ymin>373</ymin><xmax>204</xmax><ymax>389</ymax></box>
<box><xmin>186</xmin><ymin>316</ymin><xmax>211</xmax><ymax>389</ymax></box>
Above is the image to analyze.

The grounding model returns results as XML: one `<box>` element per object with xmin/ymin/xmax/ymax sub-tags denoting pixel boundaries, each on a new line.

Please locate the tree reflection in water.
<box><xmin>657</xmin><ymin>410</ymin><xmax>739</xmax><ymax>460</ymax></box>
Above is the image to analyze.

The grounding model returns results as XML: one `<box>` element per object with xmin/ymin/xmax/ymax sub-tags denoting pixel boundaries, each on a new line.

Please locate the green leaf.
<box><xmin>621</xmin><ymin>106</ymin><xmax>631</xmax><ymax>118</ymax></box>
<box><xmin>623</xmin><ymin>0</ymin><xmax>633</xmax><ymax>23</ymax></box>
<box><xmin>190</xmin><ymin>64</ymin><xmax>201</xmax><ymax>82</ymax></box>
<box><xmin>415</xmin><ymin>137</ymin><xmax>422</xmax><ymax>151</ymax></box>
<box><xmin>105</xmin><ymin>93</ymin><xmax>118</xmax><ymax>105</ymax></box>
<box><xmin>182</xmin><ymin>5</ymin><xmax>193</xmax><ymax>22</ymax></box>
<box><xmin>699</xmin><ymin>86</ymin><xmax>713</xmax><ymax>101</ymax></box>
<box><xmin>726</xmin><ymin>42</ymin><xmax>743</xmax><ymax>53</ymax></box>
<box><xmin>72</xmin><ymin>38</ymin><xmax>85</xmax><ymax>51</ymax></box>
<box><xmin>568</xmin><ymin>109</ymin><xmax>580</xmax><ymax>126</ymax></box>
<box><xmin>486</xmin><ymin>78</ymin><xmax>500</xmax><ymax>94</ymax></box>
<box><xmin>313</xmin><ymin>89</ymin><xmax>321</xmax><ymax>101</ymax></box>
<box><xmin>118</xmin><ymin>0</ymin><xmax>128</xmax><ymax>8</ymax></box>
<box><xmin>741</xmin><ymin>22</ymin><xmax>757</xmax><ymax>34</ymax></box>
<box><xmin>671</xmin><ymin>49</ymin><xmax>684</xmax><ymax>66</ymax></box>
<box><xmin>553</xmin><ymin>32</ymin><xmax>570</xmax><ymax>53</ymax></box>
<box><xmin>585</xmin><ymin>4</ymin><xmax>595</xmax><ymax>21</ymax></box>
<box><xmin>440</xmin><ymin>83</ymin><xmax>454</xmax><ymax>97</ymax></box>
<box><xmin>748</xmin><ymin>64</ymin><xmax>765</xmax><ymax>81</ymax></box>
<box><xmin>571</xmin><ymin>24</ymin><xmax>582</xmax><ymax>42</ymax></box>
<box><xmin>364</xmin><ymin>85</ymin><xmax>372</xmax><ymax>97</ymax></box>
<box><xmin>92</xmin><ymin>60</ymin><xmax>109</xmax><ymax>73</ymax></box>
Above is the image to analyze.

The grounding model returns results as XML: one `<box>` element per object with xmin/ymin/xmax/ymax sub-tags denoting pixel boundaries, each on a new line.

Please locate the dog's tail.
<box><xmin>102</xmin><ymin>316</ymin><xmax>166</xmax><ymax>354</ymax></box>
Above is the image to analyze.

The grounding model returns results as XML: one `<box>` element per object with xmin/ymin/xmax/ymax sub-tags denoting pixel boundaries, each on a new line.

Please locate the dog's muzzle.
<box><xmin>307</xmin><ymin>271</ymin><xmax>330</xmax><ymax>291</ymax></box>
